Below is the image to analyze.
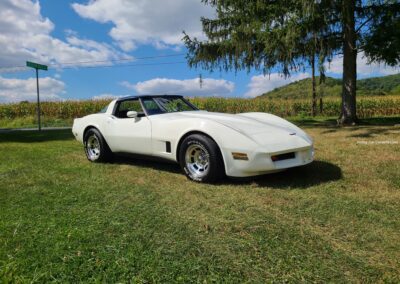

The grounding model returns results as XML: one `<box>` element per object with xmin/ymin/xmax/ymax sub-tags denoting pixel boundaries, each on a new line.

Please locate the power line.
<box><xmin>56</xmin><ymin>61</ymin><xmax>187</xmax><ymax>70</ymax></box>
<box><xmin>48</xmin><ymin>53</ymin><xmax>186</xmax><ymax>67</ymax></box>
<box><xmin>0</xmin><ymin>53</ymin><xmax>186</xmax><ymax>70</ymax></box>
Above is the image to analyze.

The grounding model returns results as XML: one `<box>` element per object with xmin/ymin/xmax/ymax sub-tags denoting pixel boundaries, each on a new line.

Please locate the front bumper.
<box><xmin>222</xmin><ymin>145</ymin><xmax>314</xmax><ymax>177</ymax></box>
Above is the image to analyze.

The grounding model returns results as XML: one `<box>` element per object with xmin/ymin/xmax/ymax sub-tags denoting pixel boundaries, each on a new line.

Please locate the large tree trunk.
<box><xmin>338</xmin><ymin>0</ymin><xmax>358</xmax><ymax>125</ymax></box>
<box><xmin>311</xmin><ymin>55</ymin><xmax>317</xmax><ymax>117</ymax></box>
<box><xmin>319</xmin><ymin>76</ymin><xmax>324</xmax><ymax>114</ymax></box>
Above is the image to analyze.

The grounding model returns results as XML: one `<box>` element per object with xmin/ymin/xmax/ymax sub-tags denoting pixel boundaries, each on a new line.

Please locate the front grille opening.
<box><xmin>271</xmin><ymin>152</ymin><xmax>295</xmax><ymax>162</ymax></box>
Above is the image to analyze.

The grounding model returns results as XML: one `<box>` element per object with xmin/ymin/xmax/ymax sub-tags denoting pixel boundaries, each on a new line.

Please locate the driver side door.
<box><xmin>105</xmin><ymin>98</ymin><xmax>152</xmax><ymax>155</ymax></box>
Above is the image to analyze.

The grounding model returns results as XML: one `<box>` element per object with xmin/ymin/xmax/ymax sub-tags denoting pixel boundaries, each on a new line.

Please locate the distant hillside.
<box><xmin>259</xmin><ymin>73</ymin><xmax>400</xmax><ymax>99</ymax></box>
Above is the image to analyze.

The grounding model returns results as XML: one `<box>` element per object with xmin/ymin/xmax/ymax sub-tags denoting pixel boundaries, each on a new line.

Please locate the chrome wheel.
<box><xmin>86</xmin><ymin>134</ymin><xmax>100</xmax><ymax>160</ymax></box>
<box><xmin>185</xmin><ymin>144</ymin><xmax>210</xmax><ymax>178</ymax></box>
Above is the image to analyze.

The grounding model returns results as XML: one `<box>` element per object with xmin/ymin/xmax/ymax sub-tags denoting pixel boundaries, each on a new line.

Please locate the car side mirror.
<box><xmin>126</xmin><ymin>111</ymin><xmax>138</xmax><ymax>118</ymax></box>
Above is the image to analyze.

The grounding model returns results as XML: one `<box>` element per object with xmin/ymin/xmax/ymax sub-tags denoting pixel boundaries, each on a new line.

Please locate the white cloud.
<box><xmin>119</xmin><ymin>81</ymin><xmax>135</xmax><ymax>90</ymax></box>
<box><xmin>92</xmin><ymin>93</ymin><xmax>122</xmax><ymax>100</ymax></box>
<box><xmin>244</xmin><ymin>73</ymin><xmax>309</xmax><ymax>98</ymax></box>
<box><xmin>0</xmin><ymin>0</ymin><xmax>130</xmax><ymax>69</ymax></box>
<box><xmin>72</xmin><ymin>0</ymin><xmax>214</xmax><ymax>51</ymax></box>
<box><xmin>326</xmin><ymin>52</ymin><xmax>399</xmax><ymax>77</ymax></box>
<box><xmin>0</xmin><ymin>76</ymin><xmax>65</xmax><ymax>103</ymax></box>
<box><xmin>121</xmin><ymin>78</ymin><xmax>235</xmax><ymax>97</ymax></box>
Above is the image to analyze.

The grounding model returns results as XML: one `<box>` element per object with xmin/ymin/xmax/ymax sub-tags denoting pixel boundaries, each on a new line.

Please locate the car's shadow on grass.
<box><xmin>224</xmin><ymin>160</ymin><xmax>342</xmax><ymax>189</ymax></box>
<box><xmin>112</xmin><ymin>154</ymin><xmax>182</xmax><ymax>174</ymax></box>
<box><xmin>113</xmin><ymin>155</ymin><xmax>342</xmax><ymax>189</ymax></box>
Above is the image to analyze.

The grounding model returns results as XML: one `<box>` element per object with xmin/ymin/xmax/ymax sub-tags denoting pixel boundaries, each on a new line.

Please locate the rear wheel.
<box><xmin>179</xmin><ymin>134</ymin><xmax>224</xmax><ymax>183</ymax></box>
<box><xmin>84</xmin><ymin>128</ymin><xmax>112</xmax><ymax>162</ymax></box>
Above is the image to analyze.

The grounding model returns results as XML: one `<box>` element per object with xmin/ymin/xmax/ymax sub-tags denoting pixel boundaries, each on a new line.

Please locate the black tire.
<box><xmin>179</xmin><ymin>134</ymin><xmax>224</xmax><ymax>183</ymax></box>
<box><xmin>83</xmin><ymin>128</ymin><xmax>113</xmax><ymax>163</ymax></box>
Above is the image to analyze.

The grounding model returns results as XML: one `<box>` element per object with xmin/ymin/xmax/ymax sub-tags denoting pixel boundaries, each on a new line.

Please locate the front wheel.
<box><xmin>84</xmin><ymin>128</ymin><xmax>112</xmax><ymax>162</ymax></box>
<box><xmin>179</xmin><ymin>134</ymin><xmax>224</xmax><ymax>183</ymax></box>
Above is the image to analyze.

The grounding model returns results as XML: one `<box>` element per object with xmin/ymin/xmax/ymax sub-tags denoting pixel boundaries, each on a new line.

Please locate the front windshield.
<box><xmin>141</xmin><ymin>97</ymin><xmax>198</xmax><ymax>115</ymax></box>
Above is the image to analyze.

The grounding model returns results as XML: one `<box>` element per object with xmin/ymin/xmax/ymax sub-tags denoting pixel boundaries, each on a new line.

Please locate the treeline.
<box><xmin>261</xmin><ymin>74</ymin><xmax>400</xmax><ymax>99</ymax></box>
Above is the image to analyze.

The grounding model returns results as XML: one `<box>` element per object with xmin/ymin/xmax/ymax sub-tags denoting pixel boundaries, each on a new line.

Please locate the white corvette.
<box><xmin>72</xmin><ymin>95</ymin><xmax>314</xmax><ymax>182</ymax></box>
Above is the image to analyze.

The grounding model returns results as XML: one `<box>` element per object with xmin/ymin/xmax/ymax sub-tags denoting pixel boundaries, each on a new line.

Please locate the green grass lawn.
<box><xmin>1</xmin><ymin>121</ymin><xmax>399</xmax><ymax>282</ymax></box>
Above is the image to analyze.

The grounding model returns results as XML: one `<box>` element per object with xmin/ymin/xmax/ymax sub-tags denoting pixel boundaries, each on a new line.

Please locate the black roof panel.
<box><xmin>116</xmin><ymin>94</ymin><xmax>184</xmax><ymax>101</ymax></box>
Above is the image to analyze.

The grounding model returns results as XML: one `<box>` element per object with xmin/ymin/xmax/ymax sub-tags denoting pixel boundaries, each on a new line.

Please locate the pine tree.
<box><xmin>183</xmin><ymin>0</ymin><xmax>400</xmax><ymax>125</ymax></box>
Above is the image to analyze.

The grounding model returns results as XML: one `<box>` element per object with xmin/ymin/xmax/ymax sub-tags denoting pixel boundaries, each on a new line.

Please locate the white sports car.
<box><xmin>72</xmin><ymin>95</ymin><xmax>314</xmax><ymax>182</ymax></box>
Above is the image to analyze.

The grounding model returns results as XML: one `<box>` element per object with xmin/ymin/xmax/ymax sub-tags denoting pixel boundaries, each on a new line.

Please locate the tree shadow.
<box><xmin>347</xmin><ymin>127</ymin><xmax>398</xmax><ymax>138</ymax></box>
<box><xmin>224</xmin><ymin>160</ymin><xmax>342</xmax><ymax>189</ymax></box>
<box><xmin>295</xmin><ymin>116</ymin><xmax>400</xmax><ymax>128</ymax></box>
<box><xmin>0</xmin><ymin>129</ymin><xmax>74</xmax><ymax>143</ymax></box>
<box><xmin>358</xmin><ymin>116</ymin><xmax>400</xmax><ymax>126</ymax></box>
<box><xmin>318</xmin><ymin>117</ymin><xmax>400</xmax><ymax>136</ymax></box>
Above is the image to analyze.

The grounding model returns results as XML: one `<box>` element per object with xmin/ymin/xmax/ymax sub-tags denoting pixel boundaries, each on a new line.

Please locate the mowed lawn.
<box><xmin>1</xmin><ymin>120</ymin><xmax>399</xmax><ymax>282</ymax></box>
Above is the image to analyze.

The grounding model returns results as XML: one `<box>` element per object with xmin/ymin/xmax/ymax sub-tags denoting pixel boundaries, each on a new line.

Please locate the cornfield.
<box><xmin>190</xmin><ymin>96</ymin><xmax>400</xmax><ymax>118</ymax></box>
<box><xmin>0</xmin><ymin>96</ymin><xmax>399</xmax><ymax>121</ymax></box>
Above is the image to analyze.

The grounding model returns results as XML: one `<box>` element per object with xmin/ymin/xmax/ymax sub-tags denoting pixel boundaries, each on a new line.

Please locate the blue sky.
<box><xmin>0</xmin><ymin>0</ymin><xmax>398</xmax><ymax>103</ymax></box>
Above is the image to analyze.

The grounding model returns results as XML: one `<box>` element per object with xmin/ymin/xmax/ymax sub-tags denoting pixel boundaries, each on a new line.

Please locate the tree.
<box><xmin>300</xmin><ymin>2</ymin><xmax>333</xmax><ymax>117</ymax></box>
<box><xmin>340</xmin><ymin>0</ymin><xmax>357</xmax><ymax>124</ymax></box>
<box><xmin>184</xmin><ymin>0</ymin><xmax>400</xmax><ymax>125</ymax></box>
<box><xmin>332</xmin><ymin>0</ymin><xmax>400</xmax><ymax>124</ymax></box>
<box><xmin>319</xmin><ymin>61</ymin><xmax>326</xmax><ymax>114</ymax></box>
<box><xmin>362</xmin><ymin>2</ymin><xmax>400</xmax><ymax>67</ymax></box>
<box><xmin>184</xmin><ymin>0</ymin><xmax>332</xmax><ymax>116</ymax></box>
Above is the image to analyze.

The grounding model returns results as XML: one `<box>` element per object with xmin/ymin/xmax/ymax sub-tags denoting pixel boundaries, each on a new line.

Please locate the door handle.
<box><xmin>107</xmin><ymin>116</ymin><xmax>115</xmax><ymax>123</ymax></box>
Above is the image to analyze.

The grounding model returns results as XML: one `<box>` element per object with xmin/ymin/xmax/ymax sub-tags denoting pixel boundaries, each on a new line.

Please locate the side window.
<box><xmin>142</xmin><ymin>98</ymin><xmax>164</xmax><ymax>115</ymax></box>
<box><xmin>115</xmin><ymin>99</ymin><xmax>145</xmax><ymax>118</ymax></box>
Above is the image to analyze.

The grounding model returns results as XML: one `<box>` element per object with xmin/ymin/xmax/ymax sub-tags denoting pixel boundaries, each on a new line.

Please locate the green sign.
<box><xmin>26</xmin><ymin>61</ymin><xmax>48</xmax><ymax>71</ymax></box>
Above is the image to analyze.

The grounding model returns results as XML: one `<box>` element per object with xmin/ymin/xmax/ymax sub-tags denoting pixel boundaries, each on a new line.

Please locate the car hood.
<box><xmin>175</xmin><ymin>111</ymin><xmax>312</xmax><ymax>150</ymax></box>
